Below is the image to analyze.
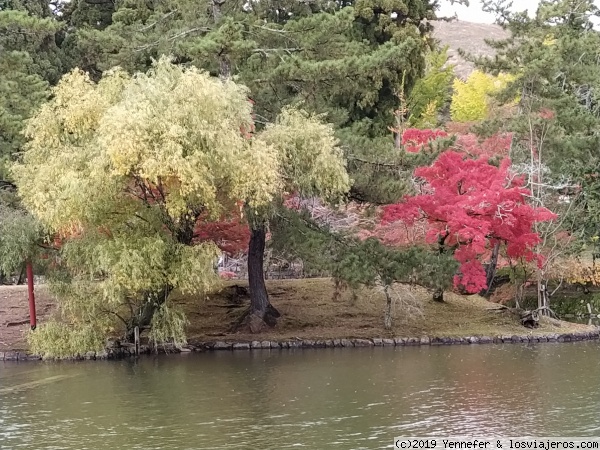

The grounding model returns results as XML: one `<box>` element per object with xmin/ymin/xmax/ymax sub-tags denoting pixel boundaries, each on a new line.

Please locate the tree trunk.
<box><xmin>537</xmin><ymin>276</ymin><xmax>549</xmax><ymax>316</ymax></box>
<box><xmin>482</xmin><ymin>241</ymin><xmax>500</xmax><ymax>296</ymax></box>
<box><xmin>433</xmin><ymin>234</ymin><xmax>446</xmax><ymax>302</ymax></box>
<box><xmin>520</xmin><ymin>309</ymin><xmax>540</xmax><ymax>328</ymax></box>
<box><xmin>211</xmin><ymin>0</ymin><xmax>231</xmax><ymax>80</ymax></box>
<box><xmin>123</xmin><ymin>212</ymin><xmax>198</xmax><ymax>342</ymax></box>
<box><xmin>211</xmin><ymin>0</ymin><xmax>224</xmax><ymax>22</ymax></box>
<box><xmin>384</xmin><ymin>284</ymin><xmax>393</xmax><ymax>330</ymax></box>
<box><xmin>515</xmin><ymin>283</ymin><xmax>524</xmax><ymax>309</ymax></box>
<box><xmin>433</xmin><ymin>288</ymin><xmax>444</xmax><ymax>302</ymax></box>
<box><xmin>125</xmin><ymin>286</ymin><xmax>172</xmax><ymax>342</ymax></box>
<box><xmin>247</xmin><ymin>223</ymin><xmax>279</xmax><ymax>332</ymax></box>
<box><xmin>16</xmin><ymin>262</ymin><xmax>26</xmax><ymax>285</ymax></box>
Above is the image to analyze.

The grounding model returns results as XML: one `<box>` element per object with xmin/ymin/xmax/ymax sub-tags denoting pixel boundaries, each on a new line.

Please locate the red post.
<box><xmin>26</xmin><ymin>260</ymin><xmax>36</xmax><ymax>330</ymax></box>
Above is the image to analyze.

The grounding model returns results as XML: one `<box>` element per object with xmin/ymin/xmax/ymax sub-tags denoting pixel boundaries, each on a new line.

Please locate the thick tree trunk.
<box><xmin>248</xmin><ymin>225</ymin><xmax>269</xmax><ymax>313</ymax></box>
<box><xmin>482</xmin><ymin>241</ymin><xmax>500</xmax><ymax>296</ymax></box>
<box><xmin>246</xmin><ymin>224</ymin><xmax>279</xmax><ymax>332</ymax></box>
<box><xmin>125</xmin><ymin>286</ymin><xmax>172</xmax><ymax>342</ymax></box>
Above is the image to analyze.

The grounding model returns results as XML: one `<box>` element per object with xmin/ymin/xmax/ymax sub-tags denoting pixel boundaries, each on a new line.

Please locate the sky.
<box><xmin>436</xmin><ymin>0</ymin><xmax>540</xmax><ymax>24</ymax></box>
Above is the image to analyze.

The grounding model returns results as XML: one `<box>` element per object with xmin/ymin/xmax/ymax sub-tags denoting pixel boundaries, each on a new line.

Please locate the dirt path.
<box><xmin>0</xmin><ymin>285</ymin><xmax>54</xmax><ymax>351</ymax></box>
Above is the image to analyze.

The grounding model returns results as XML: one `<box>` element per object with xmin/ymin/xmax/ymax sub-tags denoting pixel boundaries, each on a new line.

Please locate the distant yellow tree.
<box><xmin>451</xmin><ymin>70</ymin><xmax>514</xmax><ymax>122</ymax></box>
<box><xmin>563</xmin><ymin>257</ymin><xmax>600</xmax><ymax>286</ymax></box>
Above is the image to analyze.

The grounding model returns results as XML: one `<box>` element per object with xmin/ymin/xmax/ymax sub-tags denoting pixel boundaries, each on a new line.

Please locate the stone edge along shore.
<box><xmin>1</xmin><ymin>330</ymin><xmax>599</xmax><ymax>361</ymax></box>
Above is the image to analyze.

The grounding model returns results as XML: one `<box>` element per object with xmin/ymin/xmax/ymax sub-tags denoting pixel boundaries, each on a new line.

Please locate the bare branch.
<box><xmin>138</xmin><ymin>10</ymin><xmax>178</xmax><ymax>32</ymax></box>
<box><xmin>135</xmin><ymin>27</ymin><xmax>212</xmax><ymax>52</ymax></box>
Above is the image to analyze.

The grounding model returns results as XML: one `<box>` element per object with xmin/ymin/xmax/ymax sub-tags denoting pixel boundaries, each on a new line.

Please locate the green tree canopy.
<box><xmin>476</xmin><ymin>0</ymin><xmax>600</xmax><ymax>235</ymax></box>
<box><xmin>0</xmin><ymin>3</ymin><xmax>61</xmax><ymax>179</ymax></box>
<box><xmin>0</xmin><ymin>1</ymin><xmax>64</xmax><ymax>283</ymax></box>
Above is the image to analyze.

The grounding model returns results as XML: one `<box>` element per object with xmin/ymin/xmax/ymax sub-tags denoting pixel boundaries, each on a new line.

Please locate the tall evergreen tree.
<box><xmin>0</xmin><ymin>1</ymin><xmax>63</xmax><ymax>282</ymax></box>
<box><xmin>60</xmin><ymin>0</ymin><xmax>459</xmax><ymax>328</ymax></box>
<box><xmin>477</xmin><ymin>0</ymin><xmax>600</xmax><ymax>233</ymax></box>
<box><xmin>0</xmin><ymin>1</ymin><xmax>61</xmax><ymax>179</ymax></box>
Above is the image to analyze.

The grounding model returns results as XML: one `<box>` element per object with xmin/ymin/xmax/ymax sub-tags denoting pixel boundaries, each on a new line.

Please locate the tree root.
<box><xmin>487</xmin><ymin>304</ymin><xmax>559</xmax><ymax>328</ymax></box>
<box><xmin>229</xmin><ymin>304</ymin><xmax>280</xmax><ymax>333</ymax></box>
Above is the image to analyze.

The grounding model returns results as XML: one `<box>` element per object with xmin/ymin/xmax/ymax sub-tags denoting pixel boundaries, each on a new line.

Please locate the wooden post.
<box><xmin>26</xmin><ymin>260</ymin><xmax>36</xmax><ymax>330</ymax></box>
<box><xmin>134</xmin><ymin>326</ymin><xmax>140</xmax><ymax>355</ymax></box>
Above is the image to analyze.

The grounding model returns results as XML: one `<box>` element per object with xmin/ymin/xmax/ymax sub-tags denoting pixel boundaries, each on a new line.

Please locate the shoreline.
<box><xmin>2</xmin><ymin>330</ymin><xmax>599</xmax><ymax>361</ymax></box>
<box><xmin>3</xmin><ymin>280</ymin><xmax>599</xmax><ymax>361</ymax></box>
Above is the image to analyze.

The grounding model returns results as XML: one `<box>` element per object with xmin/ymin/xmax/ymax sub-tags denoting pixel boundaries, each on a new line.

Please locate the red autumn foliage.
<box><xmin>218</xmin><ymin>271</ymin><xmax>237</xmax><ymax>280</ymax></box>
<box><xmin>538</xmin><ymin>108</ymin><xmax>556</xmax><ymax>120</ymax></box>
<box><xmin>454</xmin><ymin>132</ymin><xmax>513</xmax><ymax>158</ymax></box>
<box><xmin>192</xmin><ymin>213</ymin><xmax>250</xmax><ymax>256</ymax></box>
<box><xmin>382</xmin><ymin>151</ymin><xmax>557</xmax><ymax>293</ymax></box>
<box><xmin>367</xmin><ymin>129</ymin><xmax>514</xmax><ymax>252</ymax></box>
<box><xmin>401</xmin><ymin>128</ymin><xmax>448</xmax><ymax>153</ymax></box>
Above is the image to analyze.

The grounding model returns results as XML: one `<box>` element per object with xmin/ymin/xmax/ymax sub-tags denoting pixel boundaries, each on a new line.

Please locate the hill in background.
<box><xmin>432</xmin><ymin>20</ymin><xmax>509</xmax><ymax>79</ymax></box>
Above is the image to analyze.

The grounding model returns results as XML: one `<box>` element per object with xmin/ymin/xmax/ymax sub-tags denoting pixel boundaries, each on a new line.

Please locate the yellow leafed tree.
<box><xmin>450</xmin><ymin>70</ymin><xmax>515</xmax><ymax>123</ymax></box>
<box><xmin>13</xmin><ymin>57</ymin><xmax>349</xmax><ymax>357</ymax></box>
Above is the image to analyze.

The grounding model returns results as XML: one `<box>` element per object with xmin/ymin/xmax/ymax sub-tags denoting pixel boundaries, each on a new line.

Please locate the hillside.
<box><xmin>433</xmin><ymin>20</ymin><xmax>509</xmax><ymax>79</ymax></box>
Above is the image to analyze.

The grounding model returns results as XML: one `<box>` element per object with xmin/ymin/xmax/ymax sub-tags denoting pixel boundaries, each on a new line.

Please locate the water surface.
<box><xmin>2</xmin><ymin>343</ymin><xmax>600</xmax><ymax>449</ymax></box>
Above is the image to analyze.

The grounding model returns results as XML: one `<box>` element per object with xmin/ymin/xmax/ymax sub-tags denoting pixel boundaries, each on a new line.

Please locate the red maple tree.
<box><xmin>401</xmin><ymin>128</ymin><xmax>448</xmax><ymax>153</ymax></box>
<box><xmin>382</xmin><ymin>151</ymin><xmax>557</xmax><ymax>293</ymax></box>
<box><xmin>192</xmin><ymin>211</ymin><xmax>250</xmax><ymax>256</ymax></box>
<box><xmin>454</xmin><ymin>132</ymin><xmax>513</xmax><ymax>158</ymax></box>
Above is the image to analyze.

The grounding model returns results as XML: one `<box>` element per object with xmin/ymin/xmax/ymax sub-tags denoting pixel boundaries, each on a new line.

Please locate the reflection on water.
<box><xmin>2</xmin><ymin>343</ymin><xmax>600</xmax><ymax>449</ymax></box>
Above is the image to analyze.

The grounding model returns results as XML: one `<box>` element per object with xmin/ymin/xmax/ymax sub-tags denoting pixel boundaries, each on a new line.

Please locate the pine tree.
<box><xmin>477</xmin><ymin>0</ymin><xmax>600</xmax><ymax>235</ymax></box>
<box><xmin>0</xmin><ymin>3</ymin><xmax>61</xmax><ymax>179</ymax></box>
<box><xmin>57</xmin><ymin>0</ymin><xmax>456</xmax><ymax>328</ymax></box>
<box><xmin>0</xmin><ymin>1</ymin><xmax>63</xmax><ymax>282</ymax></box>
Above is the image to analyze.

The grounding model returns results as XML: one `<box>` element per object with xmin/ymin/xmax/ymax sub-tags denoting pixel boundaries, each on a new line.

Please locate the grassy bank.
<box><xmin>174</xmin><ymin>278</ymin><xmax>593</xmax><ymax>344</ymax></box>
<box><xmin>1</xmin><ymin>278</ymin><xmax>595</xmax><ymax>352</ymax></box>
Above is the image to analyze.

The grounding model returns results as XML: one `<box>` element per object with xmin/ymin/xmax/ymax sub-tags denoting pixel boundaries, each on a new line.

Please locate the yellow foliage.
<box><xmin>543</xmin><ymin>33</ymin><xmax>557</xmax><ymax>46</ymax></box>
<box><xmin>14</xmin><ymin>57</ymin><xmax>349</xmax><ymax>228</ymax></box>
<box><xmin>564</xmin><ymin>257</ymin><xmax>600</xmax><ymax>286</ymax></box>
<box><xmin>416</xmin><ymin>100</ymin><xmax>439</xmax><ymax>129</ymax></box>
<box><xmin>14</xmin><ymin>57</ymin><xmax>350</xmax><ymax>355</ymax></box>
<box><xmin>450</xmin><ymin>70</ymin><xmax>515</xmax><ymax>123</ymax></box>
<box><xmin>258</xmin><ymin>107</ymin><xmax>350</xmax><ymax>201</ymax></box>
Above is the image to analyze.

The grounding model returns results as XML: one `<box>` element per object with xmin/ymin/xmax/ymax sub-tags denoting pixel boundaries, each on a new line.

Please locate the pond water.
<box><xmin>2</xmin><ymin>343</ymin><xmax>600</xmax><ymax>449</ymax></box>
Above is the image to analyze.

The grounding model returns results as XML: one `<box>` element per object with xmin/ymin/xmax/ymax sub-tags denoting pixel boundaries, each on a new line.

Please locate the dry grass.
<box><xmin>1</xmin><ymin>278</ymin><xmax>593</xmax><ymax>351</ymax></box>
<box><xmin>173</xmin><ymin>278</ymin><xmax>593</xmax><ymax>343</ymax></box>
